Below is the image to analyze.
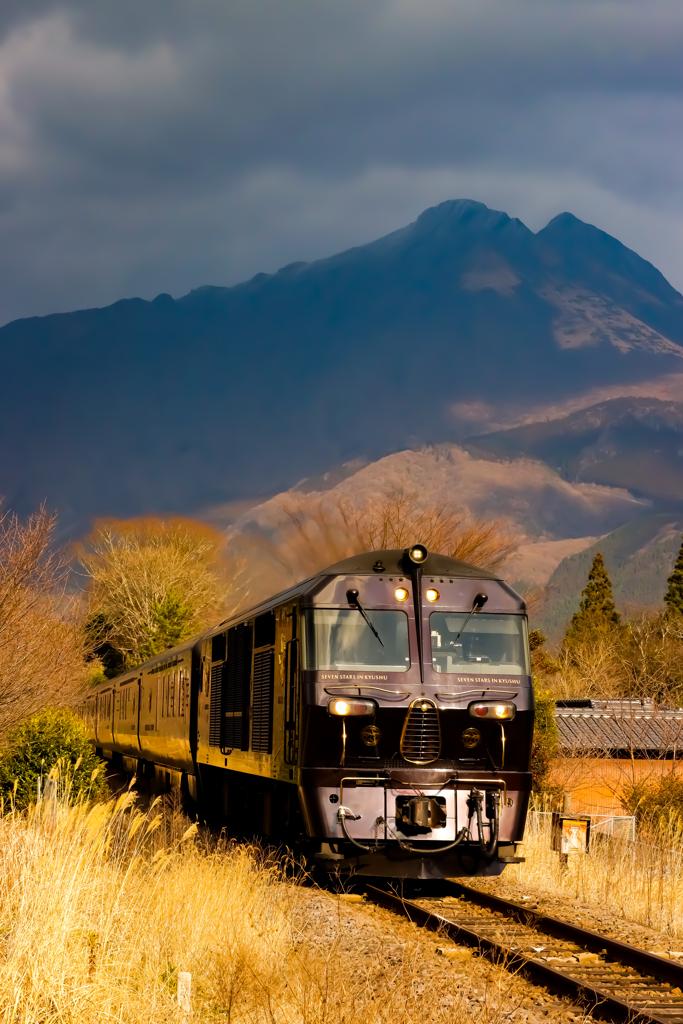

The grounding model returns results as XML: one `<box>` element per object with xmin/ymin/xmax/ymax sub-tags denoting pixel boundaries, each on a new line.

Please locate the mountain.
<box><xmin>1</xmin><ymin>198</ymin><xmax>683</xmax><ymax>533</ymax></box>
<box><xmin>465</xmin><ymin>397</ymin><xmax>683</xmax><ymax>507</ymax></box>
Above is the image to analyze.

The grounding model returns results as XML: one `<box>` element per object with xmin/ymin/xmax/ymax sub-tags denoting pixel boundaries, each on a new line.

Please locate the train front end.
<box><xmin>297</xmin><ymin>547</ymin><xmax>533</xmax><ymax>878</ymax></box>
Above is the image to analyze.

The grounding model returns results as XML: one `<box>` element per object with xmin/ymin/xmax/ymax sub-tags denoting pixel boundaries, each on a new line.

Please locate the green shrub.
<box><xmin>0</xmin><ymin>708</ymin><xmax>108</xmax><ymax>810</ymax></box>
<box><xmin>531</xmin><ymin>689</ymin><xmax>559</xmax><ymax>792</ymax></box>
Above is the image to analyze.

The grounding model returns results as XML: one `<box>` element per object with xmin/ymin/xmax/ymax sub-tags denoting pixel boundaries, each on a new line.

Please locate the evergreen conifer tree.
<box><xmin>565</xmin><ymin>552</ymin><xmax>620</xmax><ymax>645</ymax></box>
<box><xmin>664</xmin><ymin>535</ymin><xmax>683</xmax><ymax>616</ymax></box>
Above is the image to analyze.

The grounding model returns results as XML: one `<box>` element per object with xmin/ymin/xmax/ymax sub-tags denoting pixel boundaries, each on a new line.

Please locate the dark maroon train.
<box><xmin>82</xmin><ymin>546</ymin><xmax>533</xmax><ymax>878</ymax></box>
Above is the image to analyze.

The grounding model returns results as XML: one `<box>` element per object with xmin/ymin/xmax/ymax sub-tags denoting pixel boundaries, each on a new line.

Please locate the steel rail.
<box><xmin>450</xmin><ymin>882</ymin><xmax>683</xmax><ymax>990</ymax></box>
<box><xmin>365</xmin><ymin>884</ymin><xmax>683</xmax><ymax>1024</ymax></box>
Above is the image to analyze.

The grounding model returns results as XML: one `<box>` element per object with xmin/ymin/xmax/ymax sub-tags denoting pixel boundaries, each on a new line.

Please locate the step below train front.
<box><xmin>82</xmin><ymin>546</ymin><xmax>533</xmax><ymax>879</ymax></box>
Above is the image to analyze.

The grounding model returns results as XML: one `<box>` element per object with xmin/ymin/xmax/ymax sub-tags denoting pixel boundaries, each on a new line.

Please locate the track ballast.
<box><xmin>365</xmin><ymin>882</ymin><xmax>683</xmax><ymax>1024</ymax></box>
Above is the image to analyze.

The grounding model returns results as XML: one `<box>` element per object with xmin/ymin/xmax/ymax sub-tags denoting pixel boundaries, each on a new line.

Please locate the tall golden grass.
<box><xmin>0</xmin><ymin>787</ymin><xmax>517</xmax><ymax>1023</ymax></box>
<box><xmin>513</xmin><ymin>813</ymin><xmax>683</xmax><ymax>939</ymax></box>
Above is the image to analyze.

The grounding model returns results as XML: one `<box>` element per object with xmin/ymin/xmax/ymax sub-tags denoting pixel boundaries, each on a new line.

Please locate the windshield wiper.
<box><xmin>451</xmin><ymin>592</ymin><xmax>488</xmax><ymax>644</ymax></box>
<box><xmin>346</xmin><ymin>589</ymin><xmax>384</xmax><ymax>647</ymax></box>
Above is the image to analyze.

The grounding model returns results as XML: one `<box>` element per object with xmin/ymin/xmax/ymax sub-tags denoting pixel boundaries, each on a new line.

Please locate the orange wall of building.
<box><xmin>549</xmin><ymin>757</ymin><xmax>683</xmax><ymax>815</ymax></box>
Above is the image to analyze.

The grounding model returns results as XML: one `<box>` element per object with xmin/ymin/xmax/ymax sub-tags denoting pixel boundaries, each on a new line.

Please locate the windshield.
<box><xmin>302</xmin><ymin>609</ymin><xmax>410</xmax><ymax>672</ymax></box>
<box><xmin>430</xmin><ymin>613</ymin><xmax>529</xmax><ymax>675</ymax></box>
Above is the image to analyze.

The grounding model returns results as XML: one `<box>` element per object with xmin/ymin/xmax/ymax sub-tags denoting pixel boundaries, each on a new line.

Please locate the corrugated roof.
<box><xmin>554</xmin><ymin>705</ymin><xmax>683</xmax><ymax>755</ymax></box>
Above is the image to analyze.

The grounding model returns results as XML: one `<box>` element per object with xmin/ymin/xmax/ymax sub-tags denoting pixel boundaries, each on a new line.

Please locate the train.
<box><xmin>81</xmin><ymin>545</ymin><xmax>533</xmax><ymax>878</ymax></box>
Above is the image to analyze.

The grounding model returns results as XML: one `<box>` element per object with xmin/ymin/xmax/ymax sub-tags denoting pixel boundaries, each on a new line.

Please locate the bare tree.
<box><xmin>619</xmin><ymin>612</ymin><xmax>683</xmax><ymax>704</ymax></box>
<box><xmin>76</xmin><ymin>517</ymin><xmax>244</xmax><ymax>671</ymax></box>
<box><xmin>0</xmin><ymin>505</ymin><xmax>87</xmax><ymax>733</ymax></box>
<box><xmin>544</xmin><ymin>612</ymin><xmax>683</xmax><ymax>705</ymax></box>
<box><xmin>230</xmin><ymin>488</ymin><xmax>518</xmax><ymax>610</ymax></box>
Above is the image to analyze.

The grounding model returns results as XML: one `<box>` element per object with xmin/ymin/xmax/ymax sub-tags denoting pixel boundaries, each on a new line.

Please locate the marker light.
<box><xmin>408</xmin><ymin>544</ymin><xmax>428</xmax><ymax>563</ymax></box>
<box><xmin>395</xmin><ymin>587</ymin><xmax>409</xmax><ymax>601</ymax></box>
<box><xmin>425</xmin><ymin>588</ymin><xmax>440</xmax><ymax>602</ymax></box>
<box><xmin>327</xmin><ymin>698</ymin><xmax>377</xmax><ymax>717</ymax></box>
<box><xmin>468</xmin><ymin>700</ymin><xmax>516</xmax><ymax>721</ymax></box>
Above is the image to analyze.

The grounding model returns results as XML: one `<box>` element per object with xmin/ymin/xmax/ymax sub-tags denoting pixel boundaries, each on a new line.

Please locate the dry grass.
<box><xmin>0</xmin><ymin>789</ymin><xmax>527</xmax><ymax>1024</ymax></box>
<box><xmin>511</xmin><ymin>813</ymin><xmax>683</xmax><ymax>939</ymax></box>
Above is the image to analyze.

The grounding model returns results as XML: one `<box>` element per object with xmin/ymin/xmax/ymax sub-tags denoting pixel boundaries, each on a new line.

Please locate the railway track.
<box><xmin>365</xmin><ymin>882</ymin><xmax>683</xmax><ymax>1024</ymax></box>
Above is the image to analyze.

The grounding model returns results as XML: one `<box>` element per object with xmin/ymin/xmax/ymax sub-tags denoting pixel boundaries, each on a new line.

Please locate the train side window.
<box><xmin>212</xmin><ymin>633</ymin><xmax>227</xmax><ymax>663</ymax></box>
<box><xmin>254</xmin><ymin>611</ymin><xmax>276</xmax><ymax>649</ymax></box>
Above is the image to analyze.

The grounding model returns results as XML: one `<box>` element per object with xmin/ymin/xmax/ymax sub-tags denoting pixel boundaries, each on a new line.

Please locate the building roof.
<box><xmin>554</xmin><ymin>699</ymin><xmax>683</xmax><ymax>756</ymax></box>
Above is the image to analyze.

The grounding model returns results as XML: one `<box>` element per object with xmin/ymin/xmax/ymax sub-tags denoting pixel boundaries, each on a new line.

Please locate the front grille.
<box><xmin>400</xmin><ymin>698</ymin><xmax>441</xmax><ymax>764</ymax></box>
<box><xmin>380</xmin><ymin>755</ymin><xmax>460</xmax><ymax>769</ymax></box>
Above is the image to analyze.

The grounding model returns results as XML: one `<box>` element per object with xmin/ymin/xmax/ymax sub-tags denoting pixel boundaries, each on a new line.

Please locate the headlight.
<box><xmin>407</xmin><ymin>544</ymin><xmax>427</xmax><ymax>563</ymax></box>
<box><xmin>395</xmin><ymin>587</ymin><xmax>409</xmax><ymax>601</ymax></box>
<box><xmin>425</xmin><ymin>588</ymin><xmax>440</xmax><ymax>602</ymax></box>
<box><xmin>468</xmin><ymin>701</ymin><xmax>516</xmax><ymax>721</ymax></box>
<box><xmin>327</xmin><ymin>698</ymin><xmax>377</xmax><ymax>717</ymax></box>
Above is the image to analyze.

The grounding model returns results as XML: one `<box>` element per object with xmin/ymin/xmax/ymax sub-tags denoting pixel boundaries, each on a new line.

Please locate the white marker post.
<box><xmin>177</xmin><ymin>972</ymin><xmax>191</xmax><ymax>1016</ymax></box>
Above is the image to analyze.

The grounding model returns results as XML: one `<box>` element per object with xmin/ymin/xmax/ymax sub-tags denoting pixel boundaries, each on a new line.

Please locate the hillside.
<box><xmin>465</xmin><ymin>397</ymin><xmax>683</xmax><ymax>506</ymax></box>
<box><xmin>534</xmin><ymin>513</ymin><xmax>683</xmax><ymax>641</ymax></box>
<box><xmin>1</xmin><ymin>199</ymin><xmax>683</xmax><ymax>533</ymax></box>
<box><xmin>230</xmin><ymin>444</ymin><xmax>647</xmax><ymax>542</ymax></box>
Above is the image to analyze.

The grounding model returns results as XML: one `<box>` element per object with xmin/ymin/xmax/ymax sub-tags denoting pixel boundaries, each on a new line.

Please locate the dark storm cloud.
<box><xmin>1</xmin><ymin>0</ymin><xmax>683</xmax><ymax>324</ymax></box>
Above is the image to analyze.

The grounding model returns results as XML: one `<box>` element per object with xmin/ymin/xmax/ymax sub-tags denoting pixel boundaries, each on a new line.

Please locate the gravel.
<box><xmin>466</xmin><ymin>876</ymin><xmax>683</xmax><ymax>957</ymax></box>
<box><xmin>294</xmin><ymin>890</ymin><xmax>603</xmax><ymax>1024</ymax></box>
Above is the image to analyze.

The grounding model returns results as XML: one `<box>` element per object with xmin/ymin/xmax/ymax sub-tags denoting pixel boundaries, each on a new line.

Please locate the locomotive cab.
<box><xmin>296</xmin><ymin>546</ymin><xmax>533</xmax><ymax>878</ymax></box>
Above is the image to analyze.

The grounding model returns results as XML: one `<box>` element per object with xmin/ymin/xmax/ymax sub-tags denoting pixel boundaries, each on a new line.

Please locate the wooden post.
<box><xmin>44</xmin><ymin>776</ymin><xmax>57</xmax><ymax>827</ymax></box>
<box><xmin>177</xmin><ymin>971</ymin><xmax>191</xmax><ymax>1015</ymax></box>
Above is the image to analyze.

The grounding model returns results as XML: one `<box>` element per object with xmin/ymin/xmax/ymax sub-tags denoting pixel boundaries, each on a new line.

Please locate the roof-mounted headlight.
<box><xmin>468</xmin><ymin>701</ymin><xmax>516</xmax><ymax>721</ymax></box>
<box><xmin>327</xmin><ymin>698</ymin><xmax>377</xmax><ymax>717</ymax></box>
<box><xmin>407</xmin><ymin>544</ymin><xmax>428</xmax><ymax>564</ymax></box>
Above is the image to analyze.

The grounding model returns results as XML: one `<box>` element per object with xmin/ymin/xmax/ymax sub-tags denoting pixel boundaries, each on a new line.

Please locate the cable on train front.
<box><xmin>296</xmin><ymin>546</ymin><xmax>533</xmax><ymax>879</ymax></box>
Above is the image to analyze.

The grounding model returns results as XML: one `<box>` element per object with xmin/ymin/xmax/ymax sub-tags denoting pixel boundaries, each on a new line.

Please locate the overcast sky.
<box><xmin>1</xmin><ymin>0</ymin><xmax>683</xmax><ymax>325</ymax></box>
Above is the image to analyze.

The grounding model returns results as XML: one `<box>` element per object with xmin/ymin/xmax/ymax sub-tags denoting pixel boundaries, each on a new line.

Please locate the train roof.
<box><xmin>84</xmin><ymin>548</ymin><xmax>508</xmax><ymax>694</ymax></box>
<box><xmin>318</xmin><ymin>549</ymin><xmax>501</xmax><ymax>580</ymax></box>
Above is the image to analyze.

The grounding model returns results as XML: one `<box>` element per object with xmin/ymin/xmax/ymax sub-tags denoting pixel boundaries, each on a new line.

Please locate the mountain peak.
<box><xmin>2</xmin><ymin>197</ymin><xmax>683</xmax><ymax>530</ymax></box>
<box><xmin>538</xmin><ymin>210</ymin><xmax>683</xmax><ymax>307</ymax></box>
<box><xmin>541</xmin><ymin>211</ymin><xmax>589</xmax><ymax>233</ymax></box>
<box><xmin>414</xmin><ymin>198</ymin><xmax>519</xmax><ymax>236</ymax></box>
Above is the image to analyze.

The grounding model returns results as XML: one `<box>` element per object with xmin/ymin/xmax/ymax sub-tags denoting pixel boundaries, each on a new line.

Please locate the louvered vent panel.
<box><xmin>223</xmin><ymin>623</ymin><xmax>253</xmax><ymax>751</ymax></box>
<box><xmin>400</xmin><ymin>699</ymin><xmax>441</xmax><ymax>764</ymax></box>
<box><xmin>251</xmin><ymin>648</ymin><xmax>274</xmax><ymax>753</ymax></box>
<box><xmin>209</xmin><ymin>663</ymin><xmax>224</xmax><ymax>747</ymax></box>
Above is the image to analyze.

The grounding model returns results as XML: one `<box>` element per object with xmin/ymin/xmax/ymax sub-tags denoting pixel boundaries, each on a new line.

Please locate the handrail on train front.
<box><xmin>338</xmin><ymin>775</ymin><xmax>507</xmax><ymax>806</ymax></box>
